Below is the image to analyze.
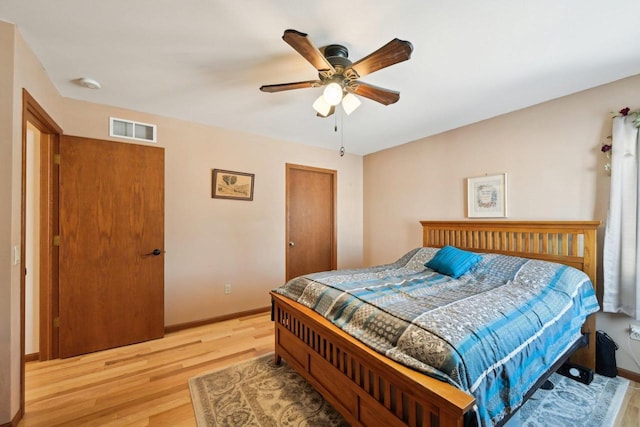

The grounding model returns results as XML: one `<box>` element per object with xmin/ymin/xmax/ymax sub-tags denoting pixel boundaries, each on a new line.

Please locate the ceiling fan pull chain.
<box><xmin>339</xmin><ymin>108</ymin><xmax>345</xmax><ymax>157</ymax></box>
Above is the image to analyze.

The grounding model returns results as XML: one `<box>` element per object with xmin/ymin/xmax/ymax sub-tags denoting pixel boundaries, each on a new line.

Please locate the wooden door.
<box><xmin>59</xmin><ymin>136</ymin><xmax>164</xmax><ymax>358</ymax></box>
<box><xmin>286</xmin><ymin>164</ymin><xmax>336</xmax><ymax>281</ymax></box>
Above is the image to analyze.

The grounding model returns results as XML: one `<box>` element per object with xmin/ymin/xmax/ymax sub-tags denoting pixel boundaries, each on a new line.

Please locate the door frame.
<box><xmin>285</xmin><ymin>163</ymin><xmax>337</xmax><ymax>281</ymax></box>
<box><xmin>20</xmin><ymin>90</ymin><xmax>62</xmax><ymax>417</ymax></box>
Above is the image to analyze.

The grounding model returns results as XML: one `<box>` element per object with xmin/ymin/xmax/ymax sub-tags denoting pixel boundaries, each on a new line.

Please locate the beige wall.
<box><xmin>61</xmin><ymin>99</ymin><xmax>364</xmax><ymax>325</ymax></box>
<box><xmin>0</xmin><ymin>20</ymin><xmax>16</xmax><ymax>424</ymax></box>
<box><xmin>363</xmin><ymin>73</ymin><xmax>640</xmax><ymax>375</ymax></box>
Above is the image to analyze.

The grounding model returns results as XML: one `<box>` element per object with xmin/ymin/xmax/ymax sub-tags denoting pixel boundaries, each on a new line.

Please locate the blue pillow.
<box><xmin>424</xmin><ymin>245</ymin><xmax>482</xmax><ymax>279</ymax></box>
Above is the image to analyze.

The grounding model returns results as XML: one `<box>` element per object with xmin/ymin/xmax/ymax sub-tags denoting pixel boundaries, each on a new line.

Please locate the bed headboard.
<box><xmin>420</xmin><ymin>220</ymin><xmax>600</xmax><ymax>288</ymax></box>
<box><xmin>420</xmin><ymin>220</ymin><xmax>601</xmax><ymax>370</ymax></box>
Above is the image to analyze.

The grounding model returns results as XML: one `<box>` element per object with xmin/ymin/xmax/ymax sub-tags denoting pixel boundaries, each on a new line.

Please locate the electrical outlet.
<box><xmin>630</xmin><ymin>323</ymin><xmax>640</xmax><ymax>341</ymax></box>
<box><xmin>224</xmin><ymin>284</ymin><xmax>231</xmax><ymax>295</ymax></box>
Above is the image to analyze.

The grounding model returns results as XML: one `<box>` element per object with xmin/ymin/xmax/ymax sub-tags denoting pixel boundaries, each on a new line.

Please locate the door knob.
<box><xmin>289</xmin><ymin>241</ymin><xmax>295</xmax><ymax>247</ymax></box>
<box><xmin>144</xmin><ymin>248</ymin><xmax>163</xmax><ymax>256</ymax></box>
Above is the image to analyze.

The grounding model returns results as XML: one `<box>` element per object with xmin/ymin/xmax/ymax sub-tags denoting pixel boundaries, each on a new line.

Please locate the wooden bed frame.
<box><xmin>271</xmin><ymin>220</ymin><xmax>600</xmax><ymax>427</ymax></box>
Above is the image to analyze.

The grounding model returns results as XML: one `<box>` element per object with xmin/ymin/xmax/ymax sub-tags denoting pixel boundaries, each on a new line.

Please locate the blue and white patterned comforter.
<box><xmin>272</xmin><ymin>247</ymin><xmax>600</xmax><ymax>427</ymax></box>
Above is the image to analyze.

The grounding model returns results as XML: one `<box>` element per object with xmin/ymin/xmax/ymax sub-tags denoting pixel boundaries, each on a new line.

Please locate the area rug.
<box><xmin>189</xmin><ymin>354</ymin><xmax>629</xmax><ymax>427</ymax></box>
<box><xmin>509</xmin><ymin>372</ymin><xmax>629</xmax><ymax>427</ymax></box>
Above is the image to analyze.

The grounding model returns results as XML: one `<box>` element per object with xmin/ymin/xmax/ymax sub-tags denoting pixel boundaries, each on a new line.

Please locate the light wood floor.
<box><xmin>20</xmin><ymin>311</ymin><xmax>640</xmax><ymax>426</ymax></box>
<box><xmin>21</xmin><ymin>311</ymin><xmax>274</xmax><ymax>426</ymax></box>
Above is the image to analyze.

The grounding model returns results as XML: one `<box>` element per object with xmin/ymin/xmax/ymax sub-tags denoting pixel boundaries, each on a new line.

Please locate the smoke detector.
<box><xmin>78</xmin><ymin>77</ymin><xmax>101</xmax><ymax>89</ymax></box>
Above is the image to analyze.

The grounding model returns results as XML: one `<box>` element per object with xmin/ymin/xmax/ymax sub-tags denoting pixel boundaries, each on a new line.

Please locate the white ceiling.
<box><xmin>2</xmin><ymin>0</ymin><xmax>640</xmax><ymax>155</ymax></box>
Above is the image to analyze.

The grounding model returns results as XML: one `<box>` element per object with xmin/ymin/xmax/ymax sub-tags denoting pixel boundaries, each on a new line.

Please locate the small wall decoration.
<box><xmin>466</xmin><ymin>173</ymin><xmax>507</xmax><ymax>218</ymax></box>
<box><xmin>212</xmin><ymin>169</ymin><xmax>255</xmax><ymax>201</ymax></box>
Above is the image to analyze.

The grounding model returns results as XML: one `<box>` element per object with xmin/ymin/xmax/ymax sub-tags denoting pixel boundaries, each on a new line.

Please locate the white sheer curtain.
<box><xmin>603</xmin><ymin>114</ymin><xmax>640</xmax><ymax>320</ymax></box>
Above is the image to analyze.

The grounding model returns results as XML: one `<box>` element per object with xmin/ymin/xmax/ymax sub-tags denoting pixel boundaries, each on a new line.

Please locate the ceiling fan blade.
<box><xmin>260</xmin><ymin>80</ymin><xmax>321</xmax><ymax>93</ymax></box>
<box><xmin>348</xmin><ymin>38</ymin><xmax>413</xmax><ymax>78</ymax></box>
<box><xmin>283</xmin><ymin>29</ymin><xmax>335</xmax><ymax>73</ymax></box>
<box><xmin>349</xmin><ymin>82</ymin><xmax>400</xmax><ymax>105</ymax></box>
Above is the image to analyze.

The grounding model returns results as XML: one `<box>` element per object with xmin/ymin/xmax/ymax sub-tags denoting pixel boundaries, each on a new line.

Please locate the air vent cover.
<box><xmin>109</xmin><ymin>117</ymin><xmax>156</xmax><ymax>143</ymax></box>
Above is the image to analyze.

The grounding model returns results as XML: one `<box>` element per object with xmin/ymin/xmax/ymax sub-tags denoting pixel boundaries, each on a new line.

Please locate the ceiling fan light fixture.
<box><xmin>342</xmin><ymin>93</ymin><xmax>361</xmax><ymax>115</ymax></box>
<box><xmin>312</xmin><ymin>95</ymin><xmax>332</xmax><ymax>116</ymax></box>
<box><xmin>323</xmin><ymin>82</ymin><xmax>343</xmax><ymax>106</ymax></box>
<box><xmin>260</xmin><ymin>30</ymin><xmax>413</xmax><ymax>118</ymax></box>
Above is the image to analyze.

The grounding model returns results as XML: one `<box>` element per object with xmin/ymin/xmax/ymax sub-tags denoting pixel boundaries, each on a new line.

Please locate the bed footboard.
<box><xmin>271</xmin><ymin>292</ymin><xmax>475</xmax><ymax>427</ymax></box>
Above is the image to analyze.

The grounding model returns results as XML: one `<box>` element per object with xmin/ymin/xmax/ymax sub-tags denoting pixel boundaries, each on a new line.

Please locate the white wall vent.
<box><xmin>109</xmin><ymin>117</ymin><xmax>157</xmax><ymax>143</ymax></box>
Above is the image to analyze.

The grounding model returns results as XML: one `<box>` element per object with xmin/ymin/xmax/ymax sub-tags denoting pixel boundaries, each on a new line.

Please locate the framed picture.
<box><xmin>466</xmin><ymin>173</ymin><xmax>507</xmax><ymax>218</ymax></box>
<box><xmin>212</xmin><ymin>169</ymin><xmax>255</xmax><ymax>201</ymax></box>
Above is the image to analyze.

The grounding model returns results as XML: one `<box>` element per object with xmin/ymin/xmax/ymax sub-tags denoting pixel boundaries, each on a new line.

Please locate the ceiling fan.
<box><xmin>259</xmin><ymin>29</ymin><xmax>413</xmax><ymax>117</ymax></box>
